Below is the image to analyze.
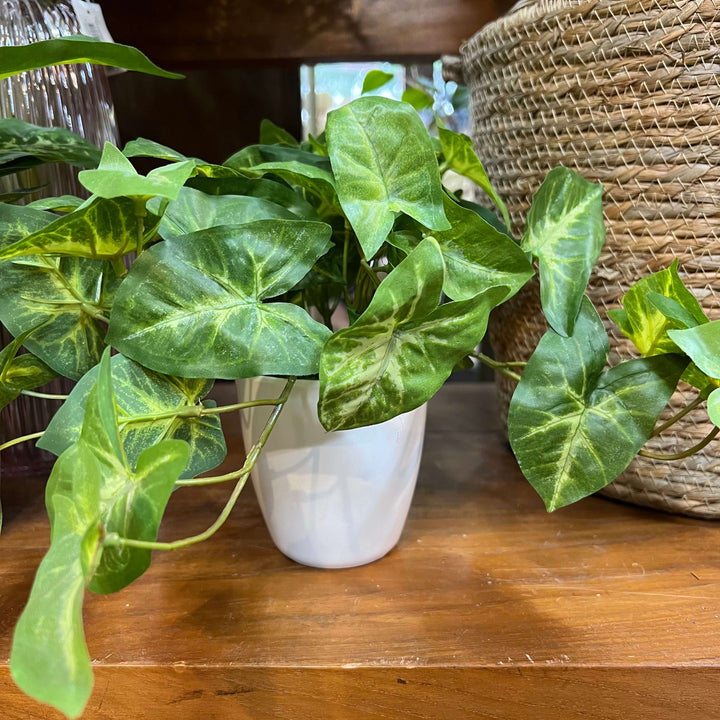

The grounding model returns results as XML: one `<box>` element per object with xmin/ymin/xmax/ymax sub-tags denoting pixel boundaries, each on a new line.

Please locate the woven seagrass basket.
<box><xmin>454</xmin><ymin>0</ymin><xmax>720</xmax><ymax>517</ymax></box>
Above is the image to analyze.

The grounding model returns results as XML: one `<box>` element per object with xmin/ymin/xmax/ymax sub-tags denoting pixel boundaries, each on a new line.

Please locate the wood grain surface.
<box><xmin>100</xmin><ymin>0</ymin><xmax>516</xmax><ymax>65</ymax></box>
<box><xmin>1</xmin><ymin>383</ymin><xmax>719</xmax><ymax>718</ymax></box>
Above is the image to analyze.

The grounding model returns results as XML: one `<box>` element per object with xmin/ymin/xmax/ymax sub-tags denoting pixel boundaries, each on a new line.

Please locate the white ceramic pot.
<box><xmin>237</xmin><ymin>376</ymin><xmax>427</xmax><ymax>569</ymax></box>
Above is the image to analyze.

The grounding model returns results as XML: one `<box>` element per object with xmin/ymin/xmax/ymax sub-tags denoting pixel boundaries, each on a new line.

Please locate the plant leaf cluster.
<box><xmin>0</xmin><ymin>42</ymin><xmax>717</xmax><ymax>718</ymax></box>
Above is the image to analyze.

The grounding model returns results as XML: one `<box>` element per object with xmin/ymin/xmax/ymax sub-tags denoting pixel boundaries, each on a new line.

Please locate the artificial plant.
<box><xmin>0</xmin><ymin>38</ymin><xmax>719</xmax><ymax>718</ymax></box>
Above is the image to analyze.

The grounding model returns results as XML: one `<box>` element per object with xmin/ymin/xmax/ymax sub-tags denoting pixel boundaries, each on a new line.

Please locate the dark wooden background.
<box><xmin>103</xmin><ymin>0</ymin><xmax>515</xmax><ymax>161</ymax></box>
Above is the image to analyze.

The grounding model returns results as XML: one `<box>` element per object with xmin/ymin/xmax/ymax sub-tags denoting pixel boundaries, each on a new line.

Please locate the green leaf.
<box><xmin>401</xmin><ymin>87</ymin><xmax>433</xmax><ymax>110</ymax></box>
<box><xmin>90</xmin><ymin>439</ymin><xmax>188</xmax><ymax>594</ymax></box>
<box><xmin>362</xmin><ymin>69</ymin><xmax>394</xmax><ymax>94</ymax></box>
<box><xmin>0</xmin><ymin>206</ymin><xmax>118</xmax><ymax>378</ymax></box>
<box><xmin>706</xmin><ymin>388</ymin><xmax>720</xmax><ymax>427</ymax></box>
<box><xmin>259</xmin><ymin>119</ymin><xmax>299</xmax><ymax>147</ymax></box>
<box><xmin>326</xmin><ymin>96</ymin><xmax>450</xmax><ymax>259</ymax></box>
<box><xmin>10</xmin><ymin>440</ymin><xmax>101</xmax><ymax>719</ymax></box>
<box><xmin>186</xmin><ymin>174</ymin><xmax>317</xmax><ymax>220</ymax></box>
<box><xmin>79</xmin><ymin>143</ymin><xmax>194</xmax><ymax>200</ymax></box>
<box><xmin>0</xmin><ymin>196</ymin><xmax>157</xmax><ymax>260</ymax></box>
<box><xmin>522</xmin><ymin>167</ymin><xmax>605</xmax><ymax>337</ymax></box>
<box><xmin>0</xmin><ymin>324</ymin><xmax>58</xmax><ymax>411</ymax></box>
<box><xmin>609</xmin><ymin>261</ymin><xmax>708</xmax><ymax>357</ymax></box>
<box><xmin>149</xmin><ymin>185</ymin><xmax>296</xmax><ymax>238</ymax></box>
<box><xmin>27</xmin><ymin>194</ymin><xmax>84</xmax><ymax>213</ymax></box>
<box><xmin>438</xmin><ymin>127</ymin><xmax>511</xmax><ymax>229</ymax></box>
<box><xmin>39</xmin><ymin>354</ymin><xmax>226</xmax><ymax>479</ymax></box>
<box><xmin>122</xmin><ymin>138</ymin><xmax>191</xmax><ymax>162</ymax></box>
<box><xmin>225</xmin><ymin>144</ymin><xmax>332</xmax><ymax>172</ymax></box>
<box><xmin>508</xmin><ymin>297</ymin><xmax>686</xmax><ymax>511</ymax></box>
<box><xmin>668</xmin><ymin>321</ymin><xmax>720</xmax><ymax>379</ymax></box>
<box><xmin>318</xmin><ymin>237</ymin><xmax>506</xmax><ymax>430</ymax></box>
<box><xmin>388</xmin><ymin>192</ymin><xmax>533</xmax><ymax>302</ymax></box>
<box><xmin>454</xmin><ymin>196</ymin><xmax>513</xmax><ymax>239</ymax></box>
<box><xmin>107</xmin><ymin>220</ymin><xmax>333</xmax><ymax>379</ymax></box>
<box><xmin>0</xmin><ymin>118</ymin><xmax>101</xmax><ymax>176</ymax></box>
<box><xmin>0</xmin><ymin>35</ymin><xmax>183</xmax><ymax>80</ymax></box>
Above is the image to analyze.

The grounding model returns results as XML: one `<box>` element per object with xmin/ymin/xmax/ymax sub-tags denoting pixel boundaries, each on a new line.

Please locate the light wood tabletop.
<box><xmin>2</xmin><ymin>382</ymin><xmax>719</xmax><ymax>719</ymax></box>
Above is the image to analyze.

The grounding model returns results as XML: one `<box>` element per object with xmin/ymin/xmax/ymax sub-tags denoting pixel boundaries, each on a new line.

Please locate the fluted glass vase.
<box><xmin>0</xmin><ymin>0</ymin><xmax>119</xmax><ymax>477</ymax></box>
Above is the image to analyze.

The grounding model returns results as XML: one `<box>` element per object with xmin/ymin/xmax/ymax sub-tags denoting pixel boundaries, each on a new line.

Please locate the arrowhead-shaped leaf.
<box><xmin>0</xmin><ymin>196</ymin><xmax>158</xmax><ymax>260</ymax></box>
<box><xmin>0</xmin><ymin>118</ymin><xmax>101</xmax><ymax>176</ymax></box>
<box><xmin>326</xmin><ymin>96</ymin><xmax>450</xmax><ymax>259</ymax></box>
<box><xmin>11</xmin><ymin>350</ymin><xmax>189</xmax><ymax>717</ymax></box>
<box><xmin>609</xmin><ymin>261</ymin><xmax>708</xmax><ymax>356</ymax></box>
<box><xmin>0</xmin><ymin>213</ymin><xmax>119</xmax><ymax>378</ymax></box>
<box><xmin>388</xmin><ymin>192</ymin><xmax>533</xmax><ymax>302</ymax></box>
<box><xmin>509</xmin><ymin>297</ymin><xmax>687</xmax><ymax>511</ymax></box>
<box><xmin>39</xmin><ymin>353</ymin><xmax>225</xmax><ymax>479</ymax></box>
<box><xmin>0</xmin><ymin>324</ymin><xmax>58</xmax><ymax>411</ymax></box>
<box><xmin>437</xmin><ymin>127</ymin><xmax>511</xmax><ymax>229</ymax></box>
<box><xmin>522</xmin><ymin>168</ymin><xmax>605</xmax><ymax>337</ymax></box>
<box><xmin>150</xmin><ymin>185</ymin><xmax>296</xmax><ymax>238</ymax></box>
<box><xmin>319</xmin><ymin>237</ymin><xmax>506</xmax><ymax>430</ymax></box>
<box><xmin>107</xmin><ymin>220</ymin><xmax>333</xmax><ymax>379</ymax></box>
<box><xmin>79</xmin><ymin>143</ymin><xmax>194</xmax><ymax>200</ymax></box>
<box><xmin>0</xmin><ymin>34</ymin><xmax>183</xmax><ymax>80</ymax></box>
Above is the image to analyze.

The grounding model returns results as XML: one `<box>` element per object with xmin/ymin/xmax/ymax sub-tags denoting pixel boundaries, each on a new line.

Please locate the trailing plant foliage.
<box><xmin>1</xmin><ymin>41</ymin><xmax>719</xmax><ymax>718</ymax></box>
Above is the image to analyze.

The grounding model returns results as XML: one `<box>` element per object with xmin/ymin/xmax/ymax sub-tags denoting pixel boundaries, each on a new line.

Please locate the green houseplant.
<box><xmin>2</xmin><ymin>37</ymin><xmax>720</xmax><ymax>718</ymax></box>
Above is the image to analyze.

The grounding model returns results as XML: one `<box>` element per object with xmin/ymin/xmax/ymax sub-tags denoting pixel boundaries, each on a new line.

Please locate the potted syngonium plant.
<box><xmin>2</xmin><ymin>37</ymin><xmax>720</xmax><ymax>719</ymax></box>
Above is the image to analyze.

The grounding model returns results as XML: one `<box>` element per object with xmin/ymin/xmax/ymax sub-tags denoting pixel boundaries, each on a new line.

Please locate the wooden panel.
<box><xmin>1</xmin><ymin>384</ymin><xmax>719</xmax><ymax>718</ymax></box>
<box><xmin>101</xmin><ymin>0</ymin><xmax>516</xmax><ymax>66</ymax></box>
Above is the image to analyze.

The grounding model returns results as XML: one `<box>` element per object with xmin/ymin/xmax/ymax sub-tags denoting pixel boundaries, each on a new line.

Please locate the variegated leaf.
<box><xmin>0</xmin><ymin>196</ymin><xmax>158</xmax><ymax>261</ymax></box>
<box><xmin>0</xmin><ymin>204</ymin><xmax>118</xmax><ymax>378</ymax></box>
<box><xmin>319</xmin><ymin>237</ymin><xmax>506</xmax><ymax>430</ymax></box>
<box><xmin>39</xmin><ymin>353</ymin><xmax>225</xmax><ymax>479</ymax></box>
<box><xmin>326</xmin><ymin>96</ymin><xmax>450</xmax><ymax>259</ymax></box>
<box><xmin>107</xmin><ymin>220</ymin><xmax>333</xmax><ymax>379</ymax></box>
<box><xmin>508</xmin><ymin>297</ymin><xmax>686</xmax><ymax>511</ymax></box>
<box><xmin>388</xmin><ymin>192</ymin><xmax>533</xmax><ymax>302</ymax></box>
<box><xmin>522</xmin><ymin>167</ymin><xmax>605</xmax><ymax>337</ymax></box>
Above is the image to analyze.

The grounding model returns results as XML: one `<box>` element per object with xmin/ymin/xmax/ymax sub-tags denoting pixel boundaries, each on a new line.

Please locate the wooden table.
<box><xmin>2</xmin><ymin>383</ymin><xmax>719</xmax><ymax>719</ymax></box>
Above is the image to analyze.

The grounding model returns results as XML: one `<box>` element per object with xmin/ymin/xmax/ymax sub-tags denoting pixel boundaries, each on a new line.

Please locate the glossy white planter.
<box><xmin>237</xmin><ymin>376</ymin><xmax>427</xmax><ymax>569</ymax></box>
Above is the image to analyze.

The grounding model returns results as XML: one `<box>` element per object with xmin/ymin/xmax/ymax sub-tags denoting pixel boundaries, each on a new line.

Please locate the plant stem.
<box><xmin>117</xmin><ymin>397</ymin><xmax>283</xmax><ymax>428</ymax></box>
<box><xmin>639</xmin><ymin>426</ymin><xmax>720</xmax><ymax>461</ymax></box>
<box><xmin>20</xmin><ymin>390</ymin><xmax>68</xmax><ymax>401</ymax></box>
<box><xmin>0</xmin><ymin>430</ymin><xmax>44</xmax><ymax>453</ymax></box>
<box><xmin>651</xmin><ymin>394</ymin><xmax>705</xmax><ymax>438</ymax></box>
<box><xmin>472</xmin><ymin>352</ymin><xmax>524</xmax><ymax>382</ymax></box>
<box><xmin>103</xmin><ymin>377</ymin><xmax>296</xmax><ymax>550</ymax></box>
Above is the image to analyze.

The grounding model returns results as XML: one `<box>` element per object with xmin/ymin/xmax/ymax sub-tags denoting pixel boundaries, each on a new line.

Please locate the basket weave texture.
<box><xmin>459</xmin><ymin>0</ymin><xmax>720</xmax><ymax>517</ymax></box>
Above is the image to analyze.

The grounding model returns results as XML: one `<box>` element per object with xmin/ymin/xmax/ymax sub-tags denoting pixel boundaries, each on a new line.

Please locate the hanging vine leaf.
<box><xmin>522</xmin><ymin>167</ymin><xmax>605</xmax><ymax>337</ymax></box>
<box><xmin>39</xmin><ymin>353</ymin><xmax>226</xmax><ymax>479</ymax></box>
<box><xmin>319</xmin><ymin>238</ymin><xmax>506</xmax><ymax>430</ymax></box>
<box><xmin>326</xmin><ymin>96</ymin><xmax>450</xmax><ymax>259</ymax></box>
<box><xmin>107</xmin><ymin>220</ymin><xmax>333</xmax><ymax>379</ymax></box>
<box><xmin>11</xmin><ymin>350</ymin><xmax>189</xmax><ymax>718</ymax></box>
<box><xmin>509</xmin><ymin>297</ymin><xmax>686</xmax><ymax>511</ymax></box>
